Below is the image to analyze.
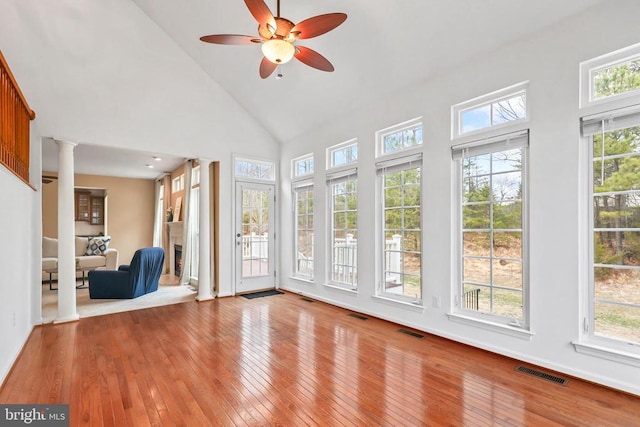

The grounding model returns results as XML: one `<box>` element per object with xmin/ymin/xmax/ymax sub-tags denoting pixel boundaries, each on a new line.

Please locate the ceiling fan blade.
<box><xmin>259</xmin><ymin>57</ymin><xmax>277</xmax><ymax>79</ymax></box>
<box><xmin>291</xmin><ymin>13</ymin><xmax>347</xmax><ymax>39</ymax></box>
<box><xmin>294</xmin><ymin>46</ymin><xmax>334</xmax><ymax>72</ymax></box>
<box><xmin>199</xmin><ymin>34</ymin><xmax>261</xmax><ymax>45</ymax></box>
<box><xmin>244</xmin><ymin>0</ymin><xmax>276</xmax><ymax>29</ymax></box>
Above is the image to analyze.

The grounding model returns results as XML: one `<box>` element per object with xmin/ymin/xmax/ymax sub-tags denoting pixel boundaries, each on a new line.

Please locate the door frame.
<box><xmin>234</xmin><ymin>180</ymin><xmax>276</xmax><ymax>294</ymax></box>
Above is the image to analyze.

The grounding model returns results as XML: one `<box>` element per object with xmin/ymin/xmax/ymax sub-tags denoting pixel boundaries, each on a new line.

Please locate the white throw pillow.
<box><xmin>75</xmin><ymin>237</ymin><xmax>89</xmax><ymax>256</ymax></box>
<box><xmin>42</xmin><ymin>236</ymin><xmax>58</xmax><ymax>258</ymax></box>
<box><xmin>85</xmin><ymin>236</ymin><xmax>111</xmax><ymax>256</ymax></box>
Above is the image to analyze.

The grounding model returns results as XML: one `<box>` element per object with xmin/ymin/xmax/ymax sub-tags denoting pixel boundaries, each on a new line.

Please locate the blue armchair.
<box><xmin>88</xmin><ymin>247</ymin><xmax>165</xmax><ymax>299</ymax></box>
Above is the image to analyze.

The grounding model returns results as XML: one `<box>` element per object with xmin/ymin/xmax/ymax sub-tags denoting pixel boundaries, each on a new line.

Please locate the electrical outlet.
<box><xmin>432</xmin><ymin>296</ymin><xmax>441</xmax><ymax>309</ymax></box>
<box><xmin>12</xmin><ymin>312</ymin><xmax>16</xmax><ymax>327</ymax></box>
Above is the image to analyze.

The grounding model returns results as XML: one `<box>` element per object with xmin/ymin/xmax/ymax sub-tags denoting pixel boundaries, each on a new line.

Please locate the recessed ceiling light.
<box><xmin>146</xmin><ymin>164</ymin><xmax>154</xmax><ymax>168</ymax></box>
<box><xmin>153</xmin><ymin>156</ymin><xmax>162</xmax><ymax>161</ymax></box>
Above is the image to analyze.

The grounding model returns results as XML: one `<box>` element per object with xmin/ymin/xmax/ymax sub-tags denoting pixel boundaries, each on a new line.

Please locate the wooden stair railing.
<box><xmin>0</xmin><ymin>50</ymin><xmax>36</xmax><ymax>185</ymax></box>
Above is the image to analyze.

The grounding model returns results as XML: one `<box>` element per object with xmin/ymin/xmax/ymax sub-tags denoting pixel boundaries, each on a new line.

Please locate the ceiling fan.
<box><xmin>42</xmin><ymin>175</ymin><xmax>58</xmax><ymax>184</ymax></box>
<box><xmin>199</xmin><ymin>0</ymin><xmax>347</xmax><ymax>79</ymax></box>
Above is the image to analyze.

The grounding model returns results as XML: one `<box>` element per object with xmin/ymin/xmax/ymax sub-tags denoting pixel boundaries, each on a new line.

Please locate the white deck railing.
<box><xmin>242</xmin><ymin>233</ymin><xmax>403</xmax><ymax>284</ymax></box>
<box><xmin>242</xmin><ymin>232</ymin><xmax>269</xmax><ymax>260</ymax></box>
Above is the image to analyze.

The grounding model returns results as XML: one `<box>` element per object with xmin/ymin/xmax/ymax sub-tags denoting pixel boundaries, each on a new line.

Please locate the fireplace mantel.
<box><xmin>167</xmin><ymin>221</ymin><xmax>183</xmax><ymax>277</ymax></box>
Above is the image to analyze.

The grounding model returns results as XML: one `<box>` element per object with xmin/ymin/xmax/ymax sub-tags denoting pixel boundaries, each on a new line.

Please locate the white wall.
<box><xmin>0</xmin><ymin>124</ymin><xmax>42</xmax><ymax>385</ymax></box>
<box><xmin>279</xmin><ymin>1</ymin><xmax>640</xmax><ymax>396</ymax></box>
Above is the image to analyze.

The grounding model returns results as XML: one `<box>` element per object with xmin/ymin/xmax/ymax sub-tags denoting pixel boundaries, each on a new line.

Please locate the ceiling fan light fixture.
<box><xmin>199</xmin><ymin>0</ymin><xmax>347</xmax><ymax>77</ymax></box>
<box><xmin>261</xmin><ymin>39</ymin><xmax>295</xmax><ymax>64</ymax></box>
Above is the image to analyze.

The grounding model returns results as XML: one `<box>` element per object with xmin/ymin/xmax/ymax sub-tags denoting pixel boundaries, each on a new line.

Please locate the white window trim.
<box><xmin>233</xmin><ymin>155</ymin><xmax>277</xmax><ymax>183</ymax></box>
<box><xmin>326</xmin><ymin>169</ymin><xmax>358</xmax><ymax>290</ymax></box>
<box><xmin>376</xmin><ymin>154</ymin><xmax>423</xmax><ymax>306</ymax></box>
<box><xmin>451</xmin><ymin>81</ymin><xmax>529</xmax><ymax>141</ymax></box>
<box><xmin>451</xmin><ymin>130</ymin><xmax>530</xmax><ymax>330</ymax></box>
<box><xmin>288</xmin><ymin>275</ymin><xmax>315</xmax><ymax>285</ymax></box>
<box><xmin>324</xmin><ymin>282</ymin><xmax>358</xmax><ymax>295</ymax></box>
<box><xmin>372</xmin><ymin>294</ymin><xmax>425</xmax><ymax>313</ymax></box>
<box><xmin>327</xmin><ymin>138</ymin><xmax>358</xmax><ymax>170</ymax></box>
<box><xmin>577</xmin><ymin>106</ymin><xmax>640</xmax><ymax>360</ymax></box>
<box><xmin>292</xmin><ymin>179</ymin><xmax>314</xmax><ymax>280</ymax></box>
<box><xmin>572</xmin><ymin>341</ymin><xmax>640</xmax><ymax>368</ymax></box>
<box><xmin>376</xmin><ymin>117</ymin><xmax>423</xmax><ymax>158</ymax></box>
<box><xmin>447</xmin><ymin>313</ymin><xmax>534</xmax><ymax>340</ymax></box>
<box><xmin>580</xmin><ymin>41</ymin><xmax>640</xmax><ymax>110</ymax></box>
<box><xmin>292</xmin><ymin>153</ymin><xmax>314</xmax><ymax>179</ymax></box>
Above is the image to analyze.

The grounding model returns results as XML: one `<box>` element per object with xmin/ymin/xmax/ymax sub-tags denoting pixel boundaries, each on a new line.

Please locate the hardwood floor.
<box><xmin>1</xmin><ymin>291</ymin><xmax>638</xmax><ymax>426</ymax></box>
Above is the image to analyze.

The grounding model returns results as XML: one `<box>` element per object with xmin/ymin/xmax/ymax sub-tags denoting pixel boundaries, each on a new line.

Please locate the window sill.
<box><xmin>572</xmin><ymin>341</ymin><xmax>640</xmax><ymax>367</ymax></box>
<box><xmin>447</xmin><ymin>313</ymin><xmax>534</xmax><ymax>340</ymax></box>
<box><xmin>324</xmin><ymin>283</ymin><xmax>358</xmax><ymax>294</ymax></box>
<box><xmin>372</xmin><ymin>295</ymin><xmax>424</xmax><ymax>313</ymax></box>
<box><xmin>288</xmin><ymin>276</ymin><xmax>314</xmax><ymax>285</ymax></box>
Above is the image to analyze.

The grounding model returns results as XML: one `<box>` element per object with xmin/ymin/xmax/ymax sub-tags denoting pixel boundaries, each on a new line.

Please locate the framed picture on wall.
<box><xmin>173</xmin><ymin>197</ymin><xmax>182</xmax><ymax>222</ymax></box>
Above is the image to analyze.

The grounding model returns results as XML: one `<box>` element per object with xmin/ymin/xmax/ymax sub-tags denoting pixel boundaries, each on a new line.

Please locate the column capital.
<box><xmin>198</xmin><ymin>158</ymin><xmax>212</xmax><ymax>166</ymax></box>
<box><xmin>54</xmin><ymin>139</ymin><xmax>77</xmax><ymax>149</ymax></box>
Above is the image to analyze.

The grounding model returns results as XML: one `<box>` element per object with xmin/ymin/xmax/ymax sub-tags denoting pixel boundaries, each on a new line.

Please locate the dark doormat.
<box><xmin>241</xmin><ymin>290</ymin><xmax>284</xmax><ymax>299</ymax></box>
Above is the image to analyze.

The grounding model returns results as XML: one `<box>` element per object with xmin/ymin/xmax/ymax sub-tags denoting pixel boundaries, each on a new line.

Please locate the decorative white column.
<box><xmin>197</xmin><ymin>159</ymin><xmax>214</xmax><ymax>301</ymax></box>
<box><xmin>55</xmin><ymin>140</ymin><xmax>80</xmax><ymax>323</ymax></box>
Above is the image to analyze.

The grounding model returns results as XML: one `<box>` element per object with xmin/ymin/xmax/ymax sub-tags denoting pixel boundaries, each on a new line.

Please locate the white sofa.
<box><xmin>42</xmin><ymin>236</ymin><xmax>119</xmax><ymax>284</ymax></box>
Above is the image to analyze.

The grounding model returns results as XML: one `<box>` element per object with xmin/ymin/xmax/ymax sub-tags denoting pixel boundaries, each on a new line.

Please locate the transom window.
<box><xmin>328</xmin><ymin>139</ymin><xmax>358</xmax><ymax>168</ymax></box>
<box><xmin>172</xmin><ymin>174</ymin><xmax>184</xmax><ymax>193</ymax></box>
<box><xmin>377</xmin><ymin>155</ymin><xmax>422</xmax><ymax>303</ymax></box>
<box><xmin>377</xmin><ymin>118</ymin><xmax>423</xmax><ymax>156</ymax></box>
<box><xmin>581</xmin><ymin>42</ymin><xmax>640</xmax><ymax>107</ymax></box>
<box><xmin>235</xmin><ymin>157</ymin><xmax>276</xmax><ymax>181</ymax></box>
<box><xmin>452</xmin><ymin>131</ymin><xmax>529</xmax><ymax>328</ymax></box>
<box><xmin>328</xmin><ymin>172</ymin><xmax>358</xmax><ymax>288</ymax></box>
<box><xmin>293</xmin><ymin>154</ymin><xmax>314</xmax><ymax>177</ymax></box>
<box><xmin>452</xmin><ymin>82</ymin><xmax>529</xmax><ymax>138</ymax></box>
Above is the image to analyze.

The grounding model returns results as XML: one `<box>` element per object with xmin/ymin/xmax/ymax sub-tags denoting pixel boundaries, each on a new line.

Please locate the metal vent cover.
<box><xmin>515</xmin><ymin>365</ymin><xmax>568</xmax><ymax>386</ymax></box>
<box><xmin>398</xmin><ymin>328</ymin><xmax>425</xmax><ymax>339</ymax></box>
<box><xmin>300</xmin><ymin>297</ymin><xmax>314</xmax><ymax>303</ymax></box>
<box><xmin>348</xmin><ymin>313</ymin><xmax>368</xmax><ymax>320</ymax></box>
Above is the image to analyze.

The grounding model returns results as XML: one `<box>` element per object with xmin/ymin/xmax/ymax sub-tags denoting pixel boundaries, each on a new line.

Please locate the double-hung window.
<box><xmin>376</xmin><ymin>117</ymin><xmax>422</xmax><ymax>304</ymax></box>
<box><xmin>327</xmin><ymin>140</ymin><xmax>358</xmax><ymax>289</ymax></box>
<box><xmin>190</xmin><ymin>165</ymin><xmax>200</xmax><ymax>280</ymax></box>
<box><xmin>452</xmin><ymin>131</ymin><xmax>529</xmax><ymax>329</ymax></box>
<box><xmin>293</xmin><ymin>181</ymin><xmax>314</xmax><ymax>280</ymax></box>
<box><xmin>581</xmin><ymin>108</ymin><xmax>640</xmax><ymax>352</ymax></box>
<box><xmin>376</xmin><ymin>119</ymin><xmax>423</xmax><ymax>304</ymax></box>
<box><xmin>377</xmin><ymin>156</ymin><xmax>422</xmax><ymax>303</ymax></box>
<box><xmin>292</xmin><ymin>154</ymin><xmax>315</xmax><ymax>280</ymax></box>
<box><xmin>575</xmin><ymin>43</ymin><xmax>640</xmax><ymax>362</ymax></box>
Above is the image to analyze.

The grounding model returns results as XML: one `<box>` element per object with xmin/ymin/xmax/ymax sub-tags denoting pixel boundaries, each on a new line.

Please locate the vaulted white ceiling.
<box><xmin>1</xmin><ymin>0</ymin><xmax>608</xmax><ymax>177</ymax></box>
<box><xmin>131</xmin><ymin>0</ymin><xmax>607</xmax><ymax>142</ymax></box>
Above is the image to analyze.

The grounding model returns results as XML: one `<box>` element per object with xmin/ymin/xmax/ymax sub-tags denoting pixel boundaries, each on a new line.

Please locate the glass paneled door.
<box><xmin>235</xmin><ymin>182</ymin><xmax>275</xmax><ymax>293</ymax></box>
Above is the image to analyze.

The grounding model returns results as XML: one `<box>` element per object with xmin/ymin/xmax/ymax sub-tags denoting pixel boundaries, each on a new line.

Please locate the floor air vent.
<box><xmin>398</xmin><ymin>329</ymin><xmax>424</xmax><ymax>339</ymax></box>
<box><xmin>515</xmin><ymin>365</ymin><xmax>568</xmax><ymax>386</ymax></box>
<box><xmin>348</xmin><ymin>313</ymin><xmax>368</xmax><ymax>320</ymax></box>
<box><xmin>300</xmin><ymin>297</ymin><xmax>314</xmax><ymax>303</ymax></box>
